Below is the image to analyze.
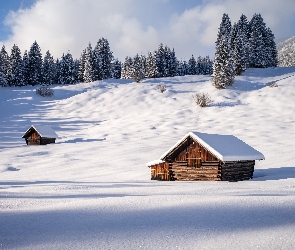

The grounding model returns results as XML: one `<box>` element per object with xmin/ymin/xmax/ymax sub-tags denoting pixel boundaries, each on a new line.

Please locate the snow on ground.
<box><xmin>0</xmin><ymin>67</ymin><xmax>295</xmax><ymax>249</ymax></box>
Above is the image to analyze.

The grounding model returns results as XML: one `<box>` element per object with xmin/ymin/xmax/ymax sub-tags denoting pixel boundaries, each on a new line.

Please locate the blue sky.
<box><xmin>0</xmin><ymin>0</ymin><xmax>36</xmax><ymax>39</ymax></box>
<box><xmin>0</xmin><ymin>0</ymin><xmax>294</xmax><ymax>61</ymax></box>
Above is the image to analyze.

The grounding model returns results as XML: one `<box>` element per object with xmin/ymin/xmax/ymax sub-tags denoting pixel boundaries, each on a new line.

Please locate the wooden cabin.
<box><xmin>147</xmin><ymin>132</ymin><xmax>264</xmax><ymax>182</ymax></box>
<box><xmin>22</xmin><ymin>125</ymin><xmax>57</xmax><ymax>145</ymax></box>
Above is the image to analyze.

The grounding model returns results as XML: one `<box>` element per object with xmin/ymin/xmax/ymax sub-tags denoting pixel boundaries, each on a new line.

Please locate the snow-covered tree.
<box><xmin>121</xmin><ymin>56</ymin><xmax>133</xmax><ymax>79</ymax></box>
<box><xmin>27</xmin><ymin>41</ymin><xmax>43</xmax><ymax>85</ymax></box>
<box><xmin>0</xmin><ymin>45</ymin><xmax>9</xmax><ymax>86</ymax></box>
<box><xmin>131</xmin><ymin>54</ymin><xmax>145</xmax><ymax>82</ymax></box>
<box><xmin>78</xmin><ymin>49</ymin><xmax>86</xmax><ymax>82</ymax></box>
<box><xmin>264</xmin><ymin>27</ymin><xmax>278</xmax><ymax>67</ymax></box>
<box><xmin>168</xmin><ymin>48</ymin><xmax>178</xmax><ymax>77</ymax></box>
<box><xmin>178</xmin><ymin>60</ymin><xmax>188</xmax><ymax>76</ymax></box>
<box><xmin>187</xmin><ymin>55</ymin><xmax>197</xmax><ymax>75</ymax></box>
<box><xmin>248</xmin><ymin>14</ymin><xmax>268</xmax><ymax>68</ymax></box>
<box><xmin>53</xmin><ymin>58</ymin><xmax>61</xmax><ymax>84</ymax></box>
<box><xmin>110</xmin><ymin>58</ymin><xmax>121</xmax><ymax>79</ymax></box>
<box><xmin>230</xmin><ymin>14</ymin><xmax>250</xmax><ymax>75</ymax></box>
<box><xmin>277</xmin><ymin>36</ymin><xmax>295</xmax><ymax>66</ymax></box>
<box><xmin>145</xmin><ymin>51</ymin><xmax>158</xmax><ymax>78</ymax></box>
<box><xmin>212</xmin><ymin>13</ymin><xmax>235</xmax><ymax>89</ymax></box>
<box><xmin>93</xmin><ymin>37</ymin><xmax>113</xmax><ymax>80</ymax></box>
<box><xmin>59</xmin><ymin>52</ymin><xmax>75</xmax><ymax>84</ymax></box>
<box><xmin>156</xmin><ymin>43</ymin><xmax>166</xmax><ymax>78</ymax></box>
<box><xmin>84</xmin><ymin>43</ymin><xmax>95</xmax><ymax>83</ymax></box>
<box><xmin>42</xmin><ymin>50</ymin><xmax>55</xmax><ymax>85</ymax></box>
<box><xmin>7</xmin><ymin>44</ymin><xmax>25</xmax><ymax>87</ymax></box>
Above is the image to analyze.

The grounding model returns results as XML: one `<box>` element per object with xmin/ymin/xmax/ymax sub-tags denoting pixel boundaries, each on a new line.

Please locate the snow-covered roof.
<box><xmin>22</xmin><ymin>125</ymin><xmax>58</xmax><ymax>138</ymax></box>
<box><xmin>146</xmin><ymin>159</ymin><xmax>165</xmax><ymax>167</ymax></box>
<box><xmin>159</xmin><ymin>131</ymin><xmax>265</xmax><ymax>162</ymax></box>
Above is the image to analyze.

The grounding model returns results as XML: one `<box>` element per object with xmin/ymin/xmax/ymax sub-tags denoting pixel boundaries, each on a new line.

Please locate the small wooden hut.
<box><xmin>22</xmin><ymin>125</ymin><xmax>57</xmax><ymax>145</ymax></box>
<box><xmin>147</xmin><ymin>132</ymin><xmax>264</xmax><ymax>182</ymax></box>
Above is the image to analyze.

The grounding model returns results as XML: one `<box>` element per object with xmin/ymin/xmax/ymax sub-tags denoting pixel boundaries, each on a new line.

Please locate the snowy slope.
<box><xmin>0</xmin><ymin>67</ymin><xmax>295</xmax><ymax>249</ymax></box>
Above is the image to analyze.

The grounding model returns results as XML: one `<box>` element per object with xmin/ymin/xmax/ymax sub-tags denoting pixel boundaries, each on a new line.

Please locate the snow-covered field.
<box><xmin>1</xmin><ymin>67</ymin><xmax>295</xmax><ymax>249</ymax></box>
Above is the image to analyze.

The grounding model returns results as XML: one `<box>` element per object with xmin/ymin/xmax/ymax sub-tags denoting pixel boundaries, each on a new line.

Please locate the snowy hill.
<box><xmin>1</xmin><ymin>67</ymin><xmax>295</xmax><ymax>249</ymax></box>
<box><xmin>277</xmin><ymin>36</ymin><xmax>295</xmax><ymax>66</ymax></box>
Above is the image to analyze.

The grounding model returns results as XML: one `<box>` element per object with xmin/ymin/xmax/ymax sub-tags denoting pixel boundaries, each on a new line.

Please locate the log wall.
<box><xmin>149</xmin><ymin>136</ymin><xmax>255</xmax><ymax>181</ymax></box>
<box><xmin>25</xmin><ymin>131</ymin><xmax>56</xmax><ymax>145</ymax></box>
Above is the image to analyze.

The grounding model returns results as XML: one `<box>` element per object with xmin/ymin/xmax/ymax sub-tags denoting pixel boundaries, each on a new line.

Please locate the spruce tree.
<box><xmin>54</xmin><ymin>58</ymin><xmax>61</xmax><ymax>84</ymax></box>
<box><xmin>145</xmin><ymin>51</ymin><xmax>158</xmax><ymax>78</ymax></box>
<box><xmin>121</xmin><ymin>56</ymin><xmax>133</xmax><ymax>79</ymax></box>
<box><xmin>232</xmin><ymin>14</ymin><xmax>250</xmax><ymax>74</ymax></box>
<box><xmin>42</xmin><ymin>50</ymin><xmax>55</xmax><ymax>85</ymax></box>
<box><xmin>78</xmin><ymin>49</ymin><xmax>86</xmax><ymax>82</ymax></box>
<box><xmin>265</xmin><ymin>27</ymin><xmax>278</xmax><ymax>67</ymax></box>
<box><xmin>93</xmin><ymin>37</ymin><xmax>113</xmax><ymax>80</ymax></box>
<box><xmin>156</xmin><ymin>43</ymin><xmax>165</xmax><ymax>78</ymax></box>
<box><xmin>27</xmin><ymin>41</ymin><xmax>43</xmax><ymax>85</ymax></box>
<box><xmin>110</xmin><ymin>59</ymin><xmax>122</xmax><ymax>79</ymax></box>
<box><xmin>22</xmin><ymin>50</ymin><xmax>30</xmax><ymax>85</ymax></box>
<box><xmin>131</xmin><ymin>54</ymin><xmax>145</xmax><ymax>83</ymax></box>
<box><xmin>84</xmin><ymin>43</ymin><xmax>95</xmax><ymax>83</ymax></box>
<box><xmin>59</xmin><ymin>52</ymin><xmax>75</xmax><ymax>84</ymax></box>
<box><xmin>7</xmin><ymin>44</ymin><xmax>25</xmax><ymax>87</ymax></box>
<box><xmin>249</xmin><ymin>14</ymin><xmax>268</xmax><ymax>68</ymax></box>
<box><xmin>188</xmin><ymin>55</ymin><xmax>197</xmax><ymax>75</ymax></box>
<box><xmin>212</xmin><ymin>13</ymin><xmax>235</xmax><ymax>89</ymax></box>
<box><xmin>0</xmin><ymin>45</ymin><xmax>9</xmax><ymax>86</ymax></box>
<box><xmin>169</xmin><ymin>48</ymin><xmax>178</xmax><ymax>77</ymax></box>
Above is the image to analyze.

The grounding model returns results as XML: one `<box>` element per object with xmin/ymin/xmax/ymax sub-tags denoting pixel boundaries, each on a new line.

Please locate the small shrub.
<box><xmin>269</xmin><ymin>81</ymin><xmax>278</xmax><ymax>88</ymax></box>
<box><xmin>157</xmin><ymin>82</ymin><xmax>166</xmax><ymax>93</ymax></box>
<box><xmin>36</xmin><ymin>86</ymin><xmax>54</xmax><ymax>97</ymax></box>
<box><xmin>193</xmin><ymin>93</ymin><xmax>212</xmax><ymax>107</ymax></box>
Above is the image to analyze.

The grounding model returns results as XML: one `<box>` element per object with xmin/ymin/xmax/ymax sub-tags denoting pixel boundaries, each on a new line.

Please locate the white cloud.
<box><xmin>1</xmin><ymin>0</ymin><xmax>294</xmax><ymax>61</ymax></box>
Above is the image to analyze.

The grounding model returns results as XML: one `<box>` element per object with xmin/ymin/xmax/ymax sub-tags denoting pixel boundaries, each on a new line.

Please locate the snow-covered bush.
<box><xmin>36</xmin><ymin>86</ymin><xmax>54</xmax><ymax>97</ymax></box>
<box><xmin>193</xmin><ymin>93</ymin><xmax>212</xmax><ymax>107</ymax></box>
<box><xmin>157</xmin><ymin>82</ymin><xmax>166</xmax><ymax>93</ymax></box>
<box><xmin>269</xmin><ymin>82</ymin><xmax>278</xmax><ymax>88</ymax></box>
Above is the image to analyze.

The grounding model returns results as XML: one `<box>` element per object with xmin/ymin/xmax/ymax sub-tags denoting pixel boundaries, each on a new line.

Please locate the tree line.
<box><xmin>0</xmin><ymin>38</ymin><xmax>120</xmax><ymax>87</ymax></box>
<box><xmin>212</xmin><ymin>13</ymin><xmax>278</xmax><ymax>89</ymax></box>
<box><xmin>0</xmin><ymin>37</ymin><xmax>213</xmax><ymax>87</ymax></box>
<box><xmin>0</xmin><ymin>12</ymin><xmax>277</xmax><ymax>88</ymax></box>
<box><xmin>121</xmin><ymin>44</ymin><xmax>213</xmax><ymax>82</ymax></box>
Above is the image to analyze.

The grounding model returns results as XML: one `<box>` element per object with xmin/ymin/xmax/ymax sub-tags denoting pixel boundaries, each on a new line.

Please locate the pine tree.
<box><xmin>93</xmin><ymin>37</ymin><xmax>113</xmax><ymax>80</ymax></box>
<box><xmin>42</xmin><ymin>50</ymin><xmax>55</xmax><ymax>85</ymax></box>
<box><xmin>22</xmin><ymin>50</ymin><xmax>30</xmax><ymax>85</ymax></box>
<box><xmin>84</xmin><ymin>43</ymin><xmax>95</xmax><ymax>83</ymax></box>
<box><xmin>164</xmin><ymin>45</ymin><xmax>171</xmax><ymax>77</ymax></box>
<box><xmin>248</xmin><ymin>14</ymin><xmax>268</xmax><ymax>68</ymax></box>
<box><xmin>145</xmin><ymin>51</ymin><xmax>158</xmax><ymax>78</ymax></box>
<box><xmin>178</xmin><ymin>60</ymin><xmax>188</xmax><ymax>76</ymax></box>
<box><xmin>7</xmin><ymin>44</ymin><xmax>25</xmax><ymax>87</ymax></box>
<box><xmin>231</xmin><ymin>14</ymin><xmax>250</xmax><ymax>75</ymax></box>
<box><xmin>212</xmin><ymin>13</ymin><xmax>235</xmax><ymax>89</ymax></box>
<box><xmin>0</xmin><ymin>45</ymin><xmax>9</xmax><ymax>86</ymax></box>
<box><xmin>188</xmin><ymin>55</ymin><xmax>197</xmax><ymax>75</ymax></box>
<box><xmin>59</xmin><ymin>52</ymin><xmax>75</xmax><ymax>84</ymax></box>
<box><xmin>110</xmin><ymin>59</ymin><xmax>122</xmax><ymax>79</ymax></box>
<box><xmin>264</xmin><ymin>27</ymin><xmax>278</xmax><ymax>67</ymax></box>
<box><xmin>121</xmin><ymin>56</ymin><xmax>133</xmax><ymax>79</ymax></box>
<box><xmin>169</xmin><ymin>48</ymin><xmax>178</xmax><ymax>77</ymax></box>
<box><xmin>156</xmin><ymin>43</ymin><xmax>165</xmax><ymax>78</ymax></box>
<box><xmin>78</xmin><ymin>49</ymin><xmax>86</xmax><ymax>82</ymax></box>
<box><xmin>27</xmin><ymin>41</ymin><xmax>43</xmax><ymax>85</ymax></box>
<box><xmin>54</xmin><ymin>58</ymin><xmax>61</xmax><ymax>84</ymax></box>
<box><xmin>73</xmin><ymin>58</ymin><xmax>80</xmax><ymax>83</ymax></box>
<box><xmin>131</xmin><ymin>53</ymin><xmax>145</xmax><ymax>83</ymax></box>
